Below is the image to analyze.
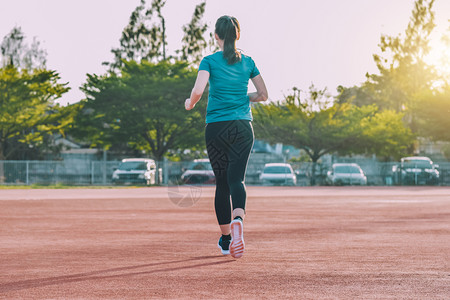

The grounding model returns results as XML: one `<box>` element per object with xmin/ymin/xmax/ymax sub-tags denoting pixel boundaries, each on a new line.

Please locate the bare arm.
<box><xmin>185</xmin><ymin>70</ymin><xmax>210</xmax><ymax>110</ymax></box>
<box><xmin>248</xmin><ymin>74</ymin><xmax>268</xmax><ymax>103</ymax></box>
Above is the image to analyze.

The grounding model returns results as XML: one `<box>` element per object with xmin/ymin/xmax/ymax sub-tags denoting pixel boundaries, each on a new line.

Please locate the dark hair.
<box><xmin>215</xmin><ymin>16</ymin><xmax>241</xmax><ymax>65</ymax></box>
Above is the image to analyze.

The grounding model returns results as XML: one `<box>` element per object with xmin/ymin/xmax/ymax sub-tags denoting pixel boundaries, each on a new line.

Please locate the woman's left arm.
<box><xmin>185</xmin><ymin>70</ymin><xmax>210</xmax><ymax>110</ymax></box>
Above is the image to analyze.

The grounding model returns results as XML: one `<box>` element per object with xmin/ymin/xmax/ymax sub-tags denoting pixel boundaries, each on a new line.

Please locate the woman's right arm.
<box><xmin>249</xmin><ymin>74</ymin><xmax>268</xmax><ymax>102</ymax></box>
<box><xmin>185</xmin><ymin>70</ymin><xmax>210</xmax><ymax>110</ymax></box>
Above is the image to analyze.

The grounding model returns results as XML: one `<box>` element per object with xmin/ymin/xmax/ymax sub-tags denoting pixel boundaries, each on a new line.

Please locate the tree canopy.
<box><xmin>0</xmin><ymin>27</ymin><xmax>75</xmax><ymax>163</ymax></box>
<box><xmin>105</xmin><ymin>0</ymin><xmax>209</xmax><ymax>70</ymax></box>
<box><xmin>0</xmin><ymin>66</ymin><xmax>74</xmax><ymax>160</ymax></box>
<box><xmin>77</xmin><ymin>0</ymin><xmax>211</xmax><ymax>166</ymax></box>
<box><xmin>178</xmin><ymin>2</ymin><xmax>208</xmax><ymax>65</ymax></box>
<box><xmin>362</xmin><ymin>0</ymin><xmax>437</xmax><ymax>136</ymax></box>
<box><xmin>253</xmin><ymin>85</ymin><xmax>413</xmax><ymax>184</ymax></box>
<box><xmin>1</xmin><ymin>26</ymin><xmax>47</xmax><ymax>70</ymax></box>
<box><xmin>74</xmin><ymin>60</ymin><xmax>206</xmax><ymax>162</ymax></box>
<box><xmin>335</xmin><ymin>0</ymin><xmax>449</xmax><ymax>157</ymax></box>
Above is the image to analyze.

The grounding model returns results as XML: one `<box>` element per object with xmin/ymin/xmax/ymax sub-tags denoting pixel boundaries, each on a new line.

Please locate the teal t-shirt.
<box><xmin>198</xmin><ymin>51</ymin><xmax>260</xmax><ymax>123</ymax></box>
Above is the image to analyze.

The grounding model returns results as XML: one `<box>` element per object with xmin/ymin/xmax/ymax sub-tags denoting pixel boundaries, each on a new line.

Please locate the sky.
<box><xmin>1</xmin><ymin>0</ymin><xmax>449</xmax><ymax>105</ymax></box>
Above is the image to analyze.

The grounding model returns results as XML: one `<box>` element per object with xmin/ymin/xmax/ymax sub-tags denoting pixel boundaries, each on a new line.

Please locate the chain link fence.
<box><xmin>0</xmin><ymin>160</ymin><xmax>119</xmax><ymax>185</ymax></box>
<box><xmin>1</xmin><ymin>159</ymin><xmax>449</xmax><ymax>186</ymax></box>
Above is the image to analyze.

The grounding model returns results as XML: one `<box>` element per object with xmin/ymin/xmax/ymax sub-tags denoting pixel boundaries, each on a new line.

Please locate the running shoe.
<box><xmin>230</xmin><ymin>219</ymin><xmax>245</xmax><ymax>258</ymax></box>
<box><xmin>218</xmin><ymin>235</ymin><xmax>231</xmax><ymax>255</ymax></box>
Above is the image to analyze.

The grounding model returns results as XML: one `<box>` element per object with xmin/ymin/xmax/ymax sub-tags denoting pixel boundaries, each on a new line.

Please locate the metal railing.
<box><xmin>1</xmin><ymin>159</ymin><xmax>449</xmax><ymax>186</ymax></box>
<box><xmin>0</xmin><ymin>160</ymin><xmax>119</xmax><ymax>185</ymax></box>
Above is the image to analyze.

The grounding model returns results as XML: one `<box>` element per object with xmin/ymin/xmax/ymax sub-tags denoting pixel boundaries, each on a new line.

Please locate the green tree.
<box><xmin>335</xmin><ymin>85</ymin><xmax>375</xmax><ymax>107</ymax></box>
<box><xmin>413</xmin><ymin>23</ymin><xmax>450</xmax><ymax>144</ymax></box>
<box><xmin>359</xmin><ymin>110</ymin><xmax>413</xmax><ymax>160</ymax></box>
<box><xmin>363</xmin><ymin>0</ymin><xmax>436</xmax><ymax>133</ymax></box>
<box><xmin>439</xmin><ymin>23</ymin><xmax>450</xmax><ymax>84</ymax></box>
<box><xmin>106</xmin><ymin>0</ymin><xmax>209</xmax><ymax>70</ymax></box>
<box><xmin>178</xmin><ymin>2</ymin><xmax>208</xmax><ymax>65</ymax></box>
<box><xmin>83</xmin><ymin>0</ymin><xmax>211</xmax><ymax>162</ymax></box>
<box><xmin>0</xmin><ymin>66</ymin><xmax>72</xmax><ymax>160</ymax></box>
<box><xmin>415</xmin><ymin>86</ymin><xmax>450</xmax><ymax>142</ymax></box>
<box><xmin>0</xmin><ymin>27</ymin><xmax>74</xmax><ymax>165</ymax></box>
<box><xmin>0</xmin><ymin>66</ymin><xmax>75</xmax><ymax>181</ymax></box>
<box><xmin>253</xmin><ymin>86</ymin><xmax>412</xmax><ymax>184</ymax></box>
<box><xmin>1</xmin><ymin>26</ymin><xmax>47</xmax><ymax>69</ymax></box>
<box><xmin>105</xmin><ymin>0</ymin><xmax>168</xmax><ymax>70</ymax></box>
<box><xmin>75</xmin><ymin>60</ymin><xmax>206</xmax><ymax>163</ymax></box>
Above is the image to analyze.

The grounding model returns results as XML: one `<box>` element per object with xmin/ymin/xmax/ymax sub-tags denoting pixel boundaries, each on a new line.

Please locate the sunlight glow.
<box><xmin>424</xmin><ymin>38</ymin><xmax>450</xmax><ymax>77</ymax></box>
<box><xmin>424</xmin><ymin>35</ymin><xmax>450</xmax><ymax>90</ymax></box>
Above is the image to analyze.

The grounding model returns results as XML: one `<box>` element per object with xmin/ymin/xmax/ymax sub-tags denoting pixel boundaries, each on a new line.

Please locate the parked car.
<box><xmin>181</xmin><ymin>159</ymin><xmax>215</xmax><ymax>184</ymax></box>
<box><xmin>326</xmin><ymin>163</ymin><xmax>367</xmax><ymax>186</ymax></box>
<box><xmin>259</xmin><ymin>163</ymin><xmax>297</xmax><ymax>186</ymax></box>
<box><xmin>392</xmin><ymin>156</ymin><xmax>439</xmax><ymax>185</ymax></box>
<box><xmin>112</xmin><ymin>158</ymin><xmax>156</xmax><ymax>185</ymax></box>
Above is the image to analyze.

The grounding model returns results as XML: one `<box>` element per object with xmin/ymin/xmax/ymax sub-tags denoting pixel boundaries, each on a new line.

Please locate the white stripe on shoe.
<box><xmin>230</xmin><ymin>219</ymin><xmax>244</xmax><ymax>258</ymax></box>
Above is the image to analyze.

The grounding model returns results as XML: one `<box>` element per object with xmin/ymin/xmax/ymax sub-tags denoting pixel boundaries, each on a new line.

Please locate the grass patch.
<box><xmin>0</xmin><ymin>184</ymin><xmax>151</xmax><ymax>189</ymax></box>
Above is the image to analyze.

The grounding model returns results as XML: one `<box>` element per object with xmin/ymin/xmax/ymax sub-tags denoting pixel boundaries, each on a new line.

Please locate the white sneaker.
<box><xmin>230</xmin><ymin>219</ymin><xmax>244</xmax><ymax>258</ymax></box>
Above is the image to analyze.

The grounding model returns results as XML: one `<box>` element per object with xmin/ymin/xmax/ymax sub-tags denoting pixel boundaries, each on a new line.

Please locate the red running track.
<box><xmin>0</xmin><ymin>186</ymin><xmax>449</xmax><ymax>299</ymax></box>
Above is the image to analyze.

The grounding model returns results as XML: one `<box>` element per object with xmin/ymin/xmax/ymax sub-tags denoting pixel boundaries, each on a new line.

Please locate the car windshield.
<box><xmin>334</xmin><ymin>165</ymin><xmax>361</xmax><ymax>174</ymax></box>
<box><xmin>264</xmin><ymin>166</ymin><xmax>292</xmax><ymax>174</ymax></box>
<box><xmin>118</xmin><ymin>161</ymin><xmax>147</xmax><ymax>170</ymax></box>
<box><xmin>403</xmin><ymin>159</ymin><xmax>432</xmax><ymax>168</ymax></box>
<box><xmin>188</xmin><ymin>162</ymin><xmax>212</xmax><ymax>171</ymax></box>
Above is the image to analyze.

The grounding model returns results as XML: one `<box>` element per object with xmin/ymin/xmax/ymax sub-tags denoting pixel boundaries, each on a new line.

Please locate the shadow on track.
<box><xmin>0</xmin><ymin>255</ymin><xmax>234</xmax><ymax>293</ymax></box>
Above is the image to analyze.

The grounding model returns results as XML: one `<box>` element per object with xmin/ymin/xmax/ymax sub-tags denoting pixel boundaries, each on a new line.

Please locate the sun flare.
<box><xmin>424</xmin><ymin>39</ymin><xmax>450</xmax><ymax>76</ymax></box>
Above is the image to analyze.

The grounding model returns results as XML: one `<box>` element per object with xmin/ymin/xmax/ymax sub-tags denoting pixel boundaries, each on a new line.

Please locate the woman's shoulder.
<box><xmin>240</xmin><ymin>52</ymin><xmax>255</xmax><ymax>62</ymax></box>
<box><xmin>239</xmin><ymin>52</ymin><xmax>257</xmax><ymax>67</ymax></box>
<box><xmin>203</xmin><ymin>51</ymin><xmax>223</xmax><ymax>60</ymax></box>
<box><xmin>199</xmin><ymin>52</ymin><xmax>224</xmax><ymax>66</ymax></box>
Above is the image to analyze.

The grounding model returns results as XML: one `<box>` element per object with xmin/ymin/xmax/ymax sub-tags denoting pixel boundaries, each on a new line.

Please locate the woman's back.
<box><xmin>199</xmin><ymin>51</ymin><xmax>259</xmax><ymax>123</ymax></box>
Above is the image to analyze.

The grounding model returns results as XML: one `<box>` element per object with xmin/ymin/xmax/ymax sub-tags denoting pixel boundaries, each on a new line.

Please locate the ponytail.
<box><xmin>215</xmin><ymin>16</ymin><xmax>241</xmax><ymax>65</ymax></box>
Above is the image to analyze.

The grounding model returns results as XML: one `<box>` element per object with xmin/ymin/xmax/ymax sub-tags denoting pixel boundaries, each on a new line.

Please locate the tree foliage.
<box><xmin>0</xmin><ymin>27</ymin><xmax>75</xmax><ymax>164</ymax></box>
<box><xmin>105</xmin><ymin>0</ymin><xmax>167</xmax><ymax>70</ymax></box>
<box><xmin>255</xmin><ymin>86</ymin><xmax>366</xmax><ymax>161</ymax></box>
<box><xmin>178</xmin><ymin>2</ymin><xmax>208</xmax><ymax>65</ymax></box>
<box><xmin>1</xmin><ymin>26</ymin><xmax>47</xmax><ymax>70</ymax></box>
<box><xmin>75</xmin><ymin>60</ymin><xmax>206</xmax><ymax>162</ymax></box>
<box><xmin>253</xmin><ymin>85</ymin><xmax>413</xmax><ymax>184</ymax></box>
<box><xmin>106</xmin><ymin>0</ymin><xmax>209</xmax><ymax>70</ymax></box>
<box><xmin>84</xmin><ymin>0</ymin><xmax>211</xmax><ymax>165</ymax></box>
<box><xmin>415</xmin><ymin>86</ymin><xmax>450</xmax><ymax>142</ymax></box>
<box><xmin>359</xmin><ymin>109</ymin><xmax>413</xmax><ymax>159</ymax></box>
<box><xmin>0</xmin><ymin>66</ymin><xmax>74</xmax><ymax>160</ymax></box>
<box><xmin>363</xmin><ymin>0</ymin><xmax>436</xmax><ymax>134</ymax></box>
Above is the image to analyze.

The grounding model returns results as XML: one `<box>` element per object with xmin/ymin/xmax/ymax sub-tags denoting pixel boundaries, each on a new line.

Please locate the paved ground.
<box><xmin>0</xmin><ymin>186</ymin><xmax>449</xmax><ymax>299</ymax></box>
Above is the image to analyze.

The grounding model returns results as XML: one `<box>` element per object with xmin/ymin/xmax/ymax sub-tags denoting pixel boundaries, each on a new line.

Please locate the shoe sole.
<box><xmin>230</xmin><ymin>220</ymin><xmax>244</xmax><ymax>258</ymax></box>
<box><xmin>217</xmin><ymin>242</ymin><xmax>230</xmax><ymax>255</ymax></box>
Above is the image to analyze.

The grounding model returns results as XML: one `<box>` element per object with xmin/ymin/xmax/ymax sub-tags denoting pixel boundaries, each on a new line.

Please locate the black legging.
<box><xmin>205</xmin><ymin>120</ymin><xmax>254</xmax><ymax>225</ymax></box>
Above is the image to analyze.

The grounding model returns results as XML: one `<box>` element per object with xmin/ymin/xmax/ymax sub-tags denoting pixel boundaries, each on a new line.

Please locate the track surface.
<box><xmin>0</xmin><ymin>186</ymin><xmax>449</xmax><ymax>299</ymax></box>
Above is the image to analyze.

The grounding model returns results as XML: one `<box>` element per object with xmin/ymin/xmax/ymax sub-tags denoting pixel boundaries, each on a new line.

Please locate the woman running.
<box><xmin>185</xmin><ymin>15</ymin><xmax>268</xmax><ymax>258</ymax></box>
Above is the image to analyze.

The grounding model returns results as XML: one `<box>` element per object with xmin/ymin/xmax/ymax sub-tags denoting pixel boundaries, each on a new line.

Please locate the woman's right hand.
<box><xmin>185</xmin><ymin>98</ymin><xmax>194</xmax><ymax>110</ymax></box>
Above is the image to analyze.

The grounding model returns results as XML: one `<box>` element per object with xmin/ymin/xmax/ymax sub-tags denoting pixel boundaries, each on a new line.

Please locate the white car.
<box><xmin>112</xmin><ymin>158</ymin><xmax>157</xmax><ymax>185</ymax></box>
<box><xmin>259</xmin><ymin>163</ymin><xmax>297</xmax><ymax>186</ymax></box>
<box><xmin>181</xmin><ymin>159</ymin><xmax>215</xmax><ymax>184</ymax></box>
<box><xmin>327</xmin><ymin>163</ymin><xmax>367</xmax><ymax>186</ymax></box>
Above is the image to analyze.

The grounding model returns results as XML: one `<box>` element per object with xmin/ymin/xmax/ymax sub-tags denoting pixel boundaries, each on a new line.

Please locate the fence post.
<box><xmin>102</xmin><ymin>150</ymin><xmax>107</xmax><ymax>185</ymax></box>
<box><xmin>91</xmin><ymin>161</ymin><xmax>94</xmax><ymax>185</ymax></box>
<box><xmin>55</xmin><ymin>162</ymin><xmax>59</xmax><ymax>184</ymax></box>
<box><xmin>26</xmin><ymin>161</ymin><xmax>29</xmax><ymax>185</ymax></box>
<box><xmin>163</xmin><ymin>157</ymin><xmax>168</xmax><ymax>185</ymax></box>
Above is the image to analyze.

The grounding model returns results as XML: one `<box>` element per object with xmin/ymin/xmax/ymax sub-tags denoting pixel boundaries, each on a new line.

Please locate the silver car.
<box><xmin>112</xmin><ymin>158</ymin><xmax>157</xmax><ymax>185</ymax></box>
<box><xmin>327</xmin><ymin>163</ymin><xmax>367</xmax><ymax>186</ymax></box>
<box><xmin>259</xmin><ymin>163</ymin><xmax>297</xmax><ymax>186</ymax></box>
